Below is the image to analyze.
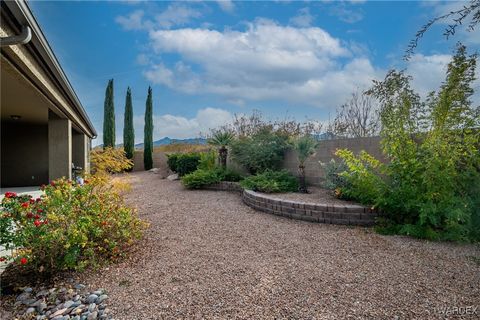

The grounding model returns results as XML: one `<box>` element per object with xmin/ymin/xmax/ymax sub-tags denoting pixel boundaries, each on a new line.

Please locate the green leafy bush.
<box><xmin>198</xmin><ymin>150</ymin><xmax>217</xmax><ymax>170</ymax></box>
<box><xmin>320</xmin><ymin>159</ymin><xmax>350</xmax><ymax>191</ymax></box>
<box><xmin>241</xmin><ymin>170</ymin><xmax>298</xmax><ymax>193</ymax></box>
<box><xmin>182</xmin><ymin>167</ymin><xmax>244</xmax><ymax>189</ymax></box>
<box><xmin>0</xmin><ymin>177</ymin><xmax>144</xmax><ymax>272</ymax></box>
<box><xmin>167</xmin><ymin>153</ymin><xmax>201</xmax><ymax>176</ymax></box>
<box><xmin>230</xmin><ymin>128</ymin><xmax>289</xmax><ymax>174</ymax></box>
<box><xmin>166</xmin><ymin>153</ymin><xmax>179</xmax><ymax>172</ymax></box>
<box><xmin>335</xmin><ymin>149</ymin><xmax>385</xmax><ymax>205</ymax></box>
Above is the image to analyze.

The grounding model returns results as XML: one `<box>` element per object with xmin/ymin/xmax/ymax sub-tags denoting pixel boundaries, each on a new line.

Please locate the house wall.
<box><xmin>1</xmin><ymin>122</ymin><xmax>49</xmax><ymax>187</ymax></box>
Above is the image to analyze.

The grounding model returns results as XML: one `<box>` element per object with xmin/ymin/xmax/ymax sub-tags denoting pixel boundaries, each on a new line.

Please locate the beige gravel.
<box><xmin>76</xmin><ymin>172</ymin><xmax>479</xmax><ymax>319</ymax></box>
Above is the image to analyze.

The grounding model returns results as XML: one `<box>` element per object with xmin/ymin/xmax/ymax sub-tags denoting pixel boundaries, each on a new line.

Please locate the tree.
<box><xmin>208</xmin><ymin>130</ymin><xmax>234</xmax><ymax>168</ymax></box>
<box><xmin>292</xmin><ymin>135</ymin><xmax>318</xmax><ymax>193</ymax></box>
<box><xmin>405</xmin><ymin>0</ymin><xmax>480</xmax><ymax>59</ymax></box>
<box><xmin>144</xmin><ymin>86</ymin><xmax>154</xmax><ymax>170</ymax></box>
<box><xmin>123</xmin><ymin>87</ymin><xmax>135</xmax><ymax>161</ymax></box>
<box><xmin>103</xmin><ymin>79</ymin><xmax>115</xmax><ymax>149</ymax></box>
<box><xmin>328</xmin><ymin>90</ymin><xmax>380</xmax><ymax>138</ymax></box>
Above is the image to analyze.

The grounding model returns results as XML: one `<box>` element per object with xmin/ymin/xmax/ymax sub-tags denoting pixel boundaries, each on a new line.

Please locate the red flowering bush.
<box><xmin>0</xmin><ymin>177</ymin><xmax>144</xmax><ymax>272</ymax></box>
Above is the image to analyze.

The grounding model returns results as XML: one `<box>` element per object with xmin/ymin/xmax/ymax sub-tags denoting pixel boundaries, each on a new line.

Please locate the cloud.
<box><xmin>406</xmin><ymin>53</ymin><xmax>451</xmax><ymax>97</ymax></box>
<box><xmin>144</xmin><ymin>19</ymin><xmax>379</xmax><ymax>108</ymax></box>
<box><xmin>133</xmin><ymin>107</ymin><xmax>232</xmax><ymax>141</ymax></box>
<box><xmin>289</xmin><ymin>7</ymin><xmax>315</xmax><ymax>27</ymax></box>
<box><xmin>330</xmin><ymin>4</ymin><xmax>364</xmax><ymax>23</ymax></box>
<box><xmin>115</xmin><ymin>4</ymin><xmax>202</xmax><ymax>31</ymax></box>
<box><xmin>115</xmin><ymin>10</ymin><xmax>147</xmax><ymax>30</ymax></box>
<box><xmin>216</xmin><ymin>0</ymin><xmax>235</xmax><ymax>13</ymax></box>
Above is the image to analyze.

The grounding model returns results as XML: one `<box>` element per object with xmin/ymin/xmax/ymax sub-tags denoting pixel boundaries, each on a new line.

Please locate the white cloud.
<box><xmin>216</xmin><ymin>0</ymin><xmax>235</xmax><ymax>13</ymax></box>
<box><xmin>115</xmin><ymin>4</ymin><xmax>202</xmax><ymax>31</ymax></box>
<box><xmin>115</xmin><ymin>10</ymin><xmax>147</xmax><ymax>30</ymax></box>
<box><xmin>289</xmin><ymin>7</ymin><xmax>315</xmax><ymax>27</ymax></box>
<box><xmin>407</xmin><ymin>53</ymin><xmax>451</xmax><ymax>97</ymax></box>
<box><xmin>133</xmin><ymin>107</ymin><xmax>232</xmax><ymax>141</ymax></box>
<box><xmin>136</xmin><ymin>53</ymin><xmax>150</xmax><ymax>65</ymax></box>
<box><xmin>330</xmin><ymin>4</ymin><xmax>363</xmax><ymax>23</ymax></box>
<box><xmin>144</xmin><ymin>20</ymin><xmax>380</xmax><ymax>108</ymax></box>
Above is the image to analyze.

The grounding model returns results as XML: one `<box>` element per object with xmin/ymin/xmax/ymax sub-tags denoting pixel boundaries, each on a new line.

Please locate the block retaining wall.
<box><xmin>242</xmin><ymin>189</ymin><xmax>378</xmax><ymax>226</ymax></box>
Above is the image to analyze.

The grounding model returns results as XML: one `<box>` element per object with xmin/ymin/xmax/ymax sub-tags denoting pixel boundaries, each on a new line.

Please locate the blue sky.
<box><xmin>29</xmin><ymin>0</ymin><xmax>480</xmax><ymax>145</ymax></box>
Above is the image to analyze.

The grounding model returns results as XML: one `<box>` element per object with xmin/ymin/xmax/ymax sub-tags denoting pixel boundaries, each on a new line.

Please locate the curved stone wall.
<box><xmin>242</xmin><ymin>189</ymin><xmax>378</xmax><ymax>226</ymax></box>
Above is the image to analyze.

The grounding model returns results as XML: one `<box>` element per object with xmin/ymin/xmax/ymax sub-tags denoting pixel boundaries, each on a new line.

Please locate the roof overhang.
<box><xmin>1</xmin><ymin>0</ymin><xmax>97</xmax><ymax>138</ymax></box>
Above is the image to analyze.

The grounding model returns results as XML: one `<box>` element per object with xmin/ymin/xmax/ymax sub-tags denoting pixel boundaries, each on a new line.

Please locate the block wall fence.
<box><xmin>132</xmin><ymin>136</ymin><xmax>384</xmax><ymax>185</ymax></box>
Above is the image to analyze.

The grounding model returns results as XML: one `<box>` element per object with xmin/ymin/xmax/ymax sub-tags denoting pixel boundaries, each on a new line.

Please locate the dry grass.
<box><xmin>153</xmin><ymin>143</ymin><xmax>211</xmax><ymax>153</ymax></box>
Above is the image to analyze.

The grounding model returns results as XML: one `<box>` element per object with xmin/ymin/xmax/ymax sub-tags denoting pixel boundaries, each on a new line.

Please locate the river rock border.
<box><xmin>242</xmin><ymin>189</ymin><xmax>378</xmax><ymax>226</ymax></box>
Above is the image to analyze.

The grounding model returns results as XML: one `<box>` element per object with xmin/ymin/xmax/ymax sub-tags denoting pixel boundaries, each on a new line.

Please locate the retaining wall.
<box><xmin>242</xmin><ymin>189</ymin><xmax>378</xmax><ymax>226</ymax></box>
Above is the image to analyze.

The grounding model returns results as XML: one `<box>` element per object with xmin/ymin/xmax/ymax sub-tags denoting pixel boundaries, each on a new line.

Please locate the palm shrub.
<box><xmin>208</xmin><ymin>130</ymin><xmax>234</xmax><ymax>168</ymax></box>
<box><xmin>292</xmin><ymin>135</ymin><xmax>318</xmax><ymax>193</ymax></box>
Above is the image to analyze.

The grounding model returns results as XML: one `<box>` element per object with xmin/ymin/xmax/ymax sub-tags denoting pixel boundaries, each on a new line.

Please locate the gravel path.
<box><xmin>77</xmin><ymin>172</ymin><xmax>479</xmax><ymax>319</ymax></box>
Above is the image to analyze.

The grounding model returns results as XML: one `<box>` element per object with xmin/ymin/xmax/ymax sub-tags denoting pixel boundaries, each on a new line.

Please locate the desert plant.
<box><xmin>175</xmin><ymin>153</ymin><xmax>201</xmax><ymax>176</ymax></box>
<box><xmin>241</xmin><ymin>170</ymin><xmax>298</xmax><ymax>193</ymax></box>
<box><xmin>320</xmin><ymin>159</ymin><xmax>350</xmax><ymax>192</ymax></box>
<box><xmin>166</xmin><ymin>153</ymin><xmax>179</xmax><ymax>172</ymax></box>
<box><xmin>230</xmin><ymin>128</ymin><xmax>290</xmax><ymax>174</ymax></box>
<box><xmin>0</xmin><ymin>177</ymin><xmax>144</xmax><ymax>272</ymax></box>
<box><xmin>208</xmin><ymin>130</ymin><xmax>234</xmax><ymax>168</ymax></box>
<box><xmin>90</xmin><ymin>147</ymin><xmax>133</xmax><ymax>174</ymax></box>
<box><xmin>181</xmin><ymin>167</ymin><xmax>243</xmax><ymax>189</ymax></box>
<box><xmin>198</xmin><ymin>150</ymin><xmax>217</xmax><ymax>171</ymax></box>
<box><xmin>292</xmin><ymin>135</ymin><xmax>318</xmax><ymax>193</ymax></box>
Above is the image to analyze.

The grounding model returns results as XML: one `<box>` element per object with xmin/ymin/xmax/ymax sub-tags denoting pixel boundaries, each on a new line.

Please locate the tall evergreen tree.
<box><xmin>123</xmin><ymin>87</ymin><xmax>135</xmax><ymax>160</ymax></box>
<box><xmin>144</xmin><ymin>86</ymin><xmax>154</xmax><ymax>170</ymax></box>
<box><xmin>103</xmin><ymin>79</ymin><xmax>115</xmax><ymax>149</ymax></box>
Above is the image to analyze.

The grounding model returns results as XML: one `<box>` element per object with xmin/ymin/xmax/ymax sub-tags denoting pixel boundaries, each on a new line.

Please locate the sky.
<box><xmin>28</xmin><ymin>0</ymin><xmax>480</xmax><ymax>146</ymax></box>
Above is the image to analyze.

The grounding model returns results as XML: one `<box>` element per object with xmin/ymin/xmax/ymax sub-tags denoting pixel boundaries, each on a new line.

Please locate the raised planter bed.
<box><xmin>242</xmin><ymin>189</ymin><xmax>378</xmax><ymax>226</ymax></box>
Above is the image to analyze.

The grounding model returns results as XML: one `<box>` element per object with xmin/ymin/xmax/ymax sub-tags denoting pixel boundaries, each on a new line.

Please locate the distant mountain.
<box><xmin>135</xmin><ymin>137</ymin><xmax>207</xmax><ymax>148</ymax></box>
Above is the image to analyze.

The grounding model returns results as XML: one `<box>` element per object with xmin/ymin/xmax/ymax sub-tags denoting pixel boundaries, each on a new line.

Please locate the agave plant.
<box><xmin>208</xmin><ymin>130</ymin><xmax>235</xmax><ymax>168</ymax></box>
<box><xmin>293</xmin><ymin>135</ymin><xmax>318</xmax><ymax>193</ymax></box>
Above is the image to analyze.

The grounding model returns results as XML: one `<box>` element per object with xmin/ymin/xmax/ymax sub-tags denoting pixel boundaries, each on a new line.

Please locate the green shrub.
<box><xmin>167</xmin><ymin>153</ymin><xmax>201</xmax><ymax>176</ymax></box>
<box><xmin>0</xmin><ymin>177</ymin><xmax>144</xmax><ymax>272</ymax></box>
<box><xmin>182</xmin><ymin>169</ymin><xmax>223</xmax><ymax>189</ymax></box>
<box><xmin>167</xmin><ymin>153</ymin><xmax>179</xmax><ymax>172</ymax></box>
<box><xmin>320</xmin><ymin>159</ymin><xmax>350</xmax><ymax>191</ymax></box>
<box><xmin>198</xmin><ymin>150</ymin><xmax>217</xmax><ymax>170</ymax></box>
<box><xmin>230</xmin><ymin>128</ymin><xmax>289</xmax><ymax>174</ymax></box>
<box><xmin>241</xmin><ymin>170</ymin><xmax>298</xmax><ymax>193</ymax></box>
<box><xmin>182</xmin><ymin>167</ymin><xmax>244</xmax><ymax>189</ymax></box>
<box><xmin>335</xmin><ymin>149</ymin><xmax>385</xmax><ymax>205</ymax></box>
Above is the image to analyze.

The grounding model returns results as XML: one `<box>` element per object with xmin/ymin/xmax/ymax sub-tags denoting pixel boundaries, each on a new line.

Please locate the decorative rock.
<box><xmin>167</xmin><ymin>173</ymin><xmax>179</xmax><ymax>181</ymax></box>
<box><xmin>87</xmin><ymin>311</ymin><xmax>98</xmax><ymax>320</ymax></box>
<box><xmin>86</xmin><ymin>294</ymin><xmax>98</xmax><ymax>304</ymax></box>
<box><xmin>88</xmin><ymin>303</ymin><xmax>96</xmax><ymax>313</ymax></box>
<box><xmin>37</xmin><ymin>302</ymin><xmax>47</xmax><ymax>313</ymax></box>
<box><xmin>16</xmin><ymin>292</ymin><xmax>31</xmax><ymax>301</ymax></box>
<box><xmin>51</xmin><ymin>307</ymin><xmax>68</xmax><ymax>318</ymax></box>
<box><xmin>25</xmin><ymin>307</ymin><xmax>35</xmax><ymax>314</ymax></box>
<box><xmin>24</xmin><ymin>287</ymin><xmax>33</xmax><ymax>293</ymax></box>
<box><xmin>74</xmin><ymin>284</ymin><xmax>86</xmax><ymax>290</ymax></box>
<box><xmin>63</xmin><ymin>300</ymin><xmax>75</xmax><ymax>309</ymax></box>
<box><xmin>95</xmin><ymin>295</ymin><xmax>108</xmax><ymax>304</ymax></box>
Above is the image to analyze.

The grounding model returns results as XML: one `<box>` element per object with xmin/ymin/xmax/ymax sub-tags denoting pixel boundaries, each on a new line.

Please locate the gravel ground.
<box><xmin>74</xmin><ymin>172</ymin><xmax>479</xmax><ymax>319</ymax></box>
<box><xmin>267</xmin><ymin>186</ymin><xmax>361</xmax><ymax>206</ymax></box>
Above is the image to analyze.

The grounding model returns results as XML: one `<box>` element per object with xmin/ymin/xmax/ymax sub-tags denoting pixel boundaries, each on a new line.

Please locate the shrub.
<box><xmin>91</xmin><ymin>147</ymin><xmax>133</xmax><ymax>174</ymax></box>
<box><xmin>0</xmin><ymin>177</ymin><xmax>144</xmax><ymax>272</ymax></box>
<box><xmin>320</xmin><ymin>159</ymin><xmax>350</xmax><ymax>191</ymax></box>
<box><xmin>335</xmin><ymin>149</ymin><xmax>385</xmax><ymax>205</ymax></box>
<box><xmin>176</xmin><ymin>153</ymin><xmax>201</xmax><ymax>176</ymax></box>
<box><xmin>198</xmin><ymin>150</ymin><xmax>217</xmax><ymax>171</ymax></box>
<box><xmin>167</xmin><ymin>153</ymin><xmax>202</xmax><ymax>176</ymax></box>
<box><xmin>182</xmin><ymin>167</ymin><xmax>244</xmax><ymax>189</ymax></box>
<box><xmin>230</xmin><ymin>128</ymin><xmax>289</xmax><ymax>174</ymax></box>
<box><xmin>241</xmin><ymin>170</ymin><xmax>298</xmax><ymax>193</ymax></box>
<box><xmin>166</xmin><ymin>153</ymin><xmax>179</xmax><ymax>172</ymax></box>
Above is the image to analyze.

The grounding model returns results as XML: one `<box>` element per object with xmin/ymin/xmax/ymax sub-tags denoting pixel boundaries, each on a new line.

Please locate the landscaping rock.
<box><xmin>86</xmin><ymin>294</ymin><xmax>98</xmax><ymax>304</ymax></box>
<box><xmin>167</xmin><ymin>173</ymin><xmax>179</xmax><ymax>181</ymax></box>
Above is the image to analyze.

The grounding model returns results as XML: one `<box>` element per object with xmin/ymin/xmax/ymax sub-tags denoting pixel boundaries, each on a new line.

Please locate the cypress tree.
<box><xmin>123</xmin><ymin>87</ymin><xmax>135</xmax><ymax>160</ymax></box>
<box><xmin>144</xmin><ymin>86</ymin><xmax>154</xmax><ymax>170</ymax></box>
<box><xmin>103</xmin><ymin>79</ymin><xmax>115</xmax><ymax>149</ymax></box>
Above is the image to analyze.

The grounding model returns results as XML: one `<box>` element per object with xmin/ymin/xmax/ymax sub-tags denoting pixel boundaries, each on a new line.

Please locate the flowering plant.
<box><xmin>0</xmin><ymin>176</ymin><xmax>144</xmax><ymax>272</ymax></box>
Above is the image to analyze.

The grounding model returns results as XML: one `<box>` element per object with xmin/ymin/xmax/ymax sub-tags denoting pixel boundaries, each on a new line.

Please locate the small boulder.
<box><xmin>167</xmin><ymin>173</ymin><xmax>179</xmax><ymax>181</ymax></box>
